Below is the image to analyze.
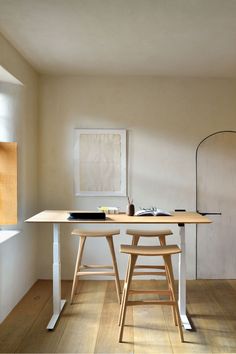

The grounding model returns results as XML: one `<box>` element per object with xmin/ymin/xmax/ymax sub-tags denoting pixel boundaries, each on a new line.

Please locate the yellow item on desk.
<box><xmin>98</xmin><ymin>206</ymin><xmax>119</xmax><ymax>214</ymax></box>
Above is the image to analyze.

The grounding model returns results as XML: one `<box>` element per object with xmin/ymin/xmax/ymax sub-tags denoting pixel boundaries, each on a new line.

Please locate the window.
<box><xmin>0</xmin><ymin>142</ymin><xmax>17</xmax><ymax>225</ymax></box>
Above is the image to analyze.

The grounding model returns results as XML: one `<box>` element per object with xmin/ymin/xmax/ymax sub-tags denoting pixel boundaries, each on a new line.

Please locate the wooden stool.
<box><xmin>70</xmin><ymin>229</ymin><xmax>121</xmax><ymax>304</ymax></box>
<box><xmin>119</xmin><ymin>229</ymin><xmax>178</xmax><ymax>326</ymax></box>
<box><xmin>118</xmin><ymin>244</ymin><xmax>184</xmax><ymax>343</ymax></box>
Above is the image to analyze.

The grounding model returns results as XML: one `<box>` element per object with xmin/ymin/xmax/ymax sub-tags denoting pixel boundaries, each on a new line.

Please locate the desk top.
<box><xmin>25</xmin><ymin>210</ymin><xmax>211</xmax><ymax>225</ymax></box>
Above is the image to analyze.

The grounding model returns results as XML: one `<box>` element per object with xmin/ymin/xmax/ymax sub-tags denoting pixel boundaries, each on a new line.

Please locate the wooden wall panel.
<box><xmin>0</xmin><ymin>142</ymin><xmax>17</xmax><ymax>224</ymax></box>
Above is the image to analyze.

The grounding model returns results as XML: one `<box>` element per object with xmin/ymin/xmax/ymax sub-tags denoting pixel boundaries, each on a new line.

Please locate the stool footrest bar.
<box><xmin>127</xmin><ymin>300</ymin><xmax>176</xmax><ymax>306</ymax></box>
<box><xmin>133</xmin><ymin>271</ymin><xmax>166</xmax><ymax>276</ymax></box>
<box><xmin>80</xmin><ymin>264</ymin><xmax>113</xmax><ymax>269</ymax></box>
<box><xmin>134</xmin><ymin>265</ymin><xmax>165</xmax><ymax>269</ymax></box>
<box><xmin>129</xmin><ymin>289</ymin><xmax>171</xmax><ymax>295</ymax></box>
<box><xmin>77</xmin><ymin>271</ymin><xmax>115</xmax><ymax>276</ymax></box>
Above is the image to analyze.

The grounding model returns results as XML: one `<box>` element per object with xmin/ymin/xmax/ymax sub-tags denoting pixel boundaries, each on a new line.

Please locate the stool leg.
<box><xmin>166</xmin><ymin>256</ymin><xmax>178</xmax><ymax>326</ymax></box>
<box><xmin>132</xmin><ymin>235</ymin><xmax>140</xmax><ymax>246</ymax></box>
<box><xmin>118</xmin><ymin>235</ymin><xmax>140</xmax><ymax>325</ymax></box>
<box><xmin>70</xmin><ymin>236</ymin><xmax>86</xmax><ymax>304</ymax></box>
<box><xmin>159</xmin><ymin>235</ymin><xmax>177</xmax><ymax>326</ymax></box>
<box><xmin>106</xmin><ymin>236</ymin><xmax>121</xmax><ymax>303</ymax></box>
<box><xmin>164</xmin><ymin>255</ymin><xmax>184</xmax><ymax>343</ymax></box>
<box><xmin>118</xmin><ymin>254</ymin><xmax>137</xmax><ymax>343</ymax></box>
<box><xmin>118</xmin><ymin>254</ymin><xmax>131</xmax><ymax>326</ymax></box>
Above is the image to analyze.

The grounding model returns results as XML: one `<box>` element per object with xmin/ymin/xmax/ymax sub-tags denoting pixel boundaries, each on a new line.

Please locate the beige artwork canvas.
<box><xmin>74</xmin><ymin>129</ymin><xmax>126</xmax><ymax>196</ymax></box>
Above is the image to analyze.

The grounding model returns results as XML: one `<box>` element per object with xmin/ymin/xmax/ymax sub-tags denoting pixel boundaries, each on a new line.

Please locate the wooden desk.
<box><xmin>26</xmin><ymin>210</ymin><xmax>211</xmax><ymax>330</ymax></box>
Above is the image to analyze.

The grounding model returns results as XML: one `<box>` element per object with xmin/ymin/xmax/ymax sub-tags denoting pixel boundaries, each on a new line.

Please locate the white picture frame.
<box><xmin>74</xmin><ymin>129</ymin><xmax>126</xmax><ymax>196</ymax></box>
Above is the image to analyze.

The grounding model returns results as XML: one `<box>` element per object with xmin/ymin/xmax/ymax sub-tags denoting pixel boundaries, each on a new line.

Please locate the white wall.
<box><xmin>38</xmin><ymin>75</ymin><xmax>236</xmax><ymax>280</ymax></box>
<box><xmin>0</xmin><ymin>34</ymin><xmax>39</xmax><ymax>322</ymax></box>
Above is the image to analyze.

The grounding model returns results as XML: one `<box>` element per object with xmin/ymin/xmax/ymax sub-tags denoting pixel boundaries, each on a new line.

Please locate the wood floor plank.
<box><xmin>1</xmin><ymin>280</ymin><xmax>236</xmax><ymax>353</ymax></box>
<box><xmin>15</xmin><ymin>280</ymin><xmax>72</xmax><ymax>353</ymax></box>
<box><xmin>228</xmin><ymin>280</ymin><xmax>236</xmax><ymax>292</ymax></box>
<box><xmin>132</xmin><ymin>280</ymin><xmax>173</xmax><ymax>354</ymax></box>
<box><xmin>165</xmin><ymin>280</ymin><xmax>213</xmax><ymax>354</ymax></box>
<box><xmin>0</xmin><ymin>280</ymin><xmax>52</xmax><ymax>353</ymax></box>
<box><xmin>55</xmin><ymin>280</ymin><xmax>107</xmax><ymax>353</ymax></box>
<box><xmin>169</xmin><ymin>280</ymin><xmax>236</xmax><ymax>354</ymax></box>
<box><xmin>203</xmin><ymin>280</ymin><xmax>236</xmax><ymax>353</ymax></box>
<box><xmin>94</xmin><ymin>281</ymin><xmax>133</xmax><ymax>353</ymax></box>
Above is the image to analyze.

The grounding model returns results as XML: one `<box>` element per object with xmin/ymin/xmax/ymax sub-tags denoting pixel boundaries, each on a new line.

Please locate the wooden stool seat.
<box><xmin>70</xmin><ymin>229</ymin><xmax>121</xmax><ymax>304</ymax></box>
<box><xmin>120</xmin><ymin>244</ymin><xmax>181</xmax><ymax>256</ymax></box>
<box><xmin>118</xmin><ymin>244</ymin><xmax>184</xmax><ymax>343</ymax></box>
<box><xmin>72</xmin><ymin>229</ymin><xmax>120</xmax><ymax>237</ymax></box>
<box><xmin>126</xmin><ymin>229</ymin><xmax>173</xmax><ymax>237</ymax></box>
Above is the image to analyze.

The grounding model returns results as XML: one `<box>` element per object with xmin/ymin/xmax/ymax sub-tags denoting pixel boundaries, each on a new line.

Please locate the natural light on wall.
<box><xmin>0</xmin><ymin>93</ymin><xmax>12</xmax><ymax>141</ymax></box>
<box><xmin>0</xmin><ymin>65</ymin><xmax>22</xmax><ymax>85</ymax></box>
<box><xmin>0</xmin><ymin>65</ymin><xmax>23</xmax><ymax>142</ymax></box>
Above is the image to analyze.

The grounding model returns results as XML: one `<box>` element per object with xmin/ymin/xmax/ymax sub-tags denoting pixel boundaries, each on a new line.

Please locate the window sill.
<box><xmin>0</xmin><ymin>230</ymin><xmax>20</xmax><ymax>244</ymax></box>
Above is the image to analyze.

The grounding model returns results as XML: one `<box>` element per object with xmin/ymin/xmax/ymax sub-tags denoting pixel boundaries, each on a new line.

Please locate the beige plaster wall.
<box><xmin>38</xmin><ymin>75</ymin><xmax>236</xmax><ymax>280</ymax></box>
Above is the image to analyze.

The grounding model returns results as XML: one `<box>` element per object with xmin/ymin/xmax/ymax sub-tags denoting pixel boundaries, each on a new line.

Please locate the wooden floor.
<box><xmin>1</xmin><ymin>279</ymin><xmax>236</xmax><ymax>353</ymax></box>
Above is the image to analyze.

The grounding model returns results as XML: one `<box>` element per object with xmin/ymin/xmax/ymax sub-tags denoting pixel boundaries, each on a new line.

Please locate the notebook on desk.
<box><xmin>68</xmin><ymin>211</ymin><xmax>106</xmax><ymax>220</ymax></box>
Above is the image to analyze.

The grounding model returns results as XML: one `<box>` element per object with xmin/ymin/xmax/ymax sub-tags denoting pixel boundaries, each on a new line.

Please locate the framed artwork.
<box><xmin>74</xmin><ymin>129</ymin><xmax>126</xmax><ymax>196</ymax></box>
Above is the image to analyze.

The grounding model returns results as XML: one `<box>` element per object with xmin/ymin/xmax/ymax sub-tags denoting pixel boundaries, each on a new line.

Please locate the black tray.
<box><xmin>68</xmin><ymin>211</ymin><xmax>106</xmax><ymax>220</ymax></box>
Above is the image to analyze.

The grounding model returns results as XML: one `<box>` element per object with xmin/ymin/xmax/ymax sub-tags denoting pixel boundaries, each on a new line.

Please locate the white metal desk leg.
<box><xmin>47</xmin><ymin>223</ymin><xmax>66</xmax><ymax>330</ymax></box>
<box><xmin>178</xmin><ymin>224</ymin><xmax>192</xmax><ymax>330</ymax></box>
